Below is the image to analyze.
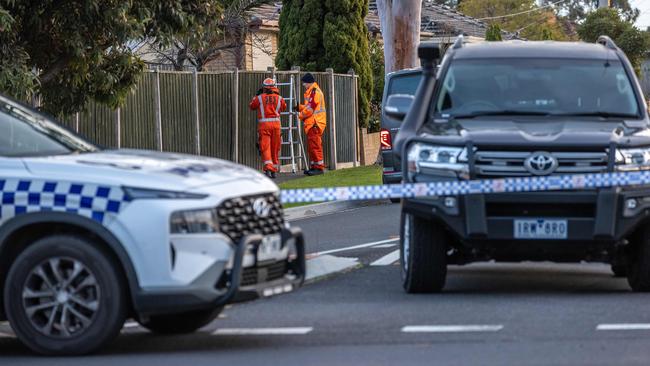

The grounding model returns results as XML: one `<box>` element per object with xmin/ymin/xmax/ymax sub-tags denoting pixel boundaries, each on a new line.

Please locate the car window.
<box><xmin>434</xmin><ymin>58</ymin><xmax>640</xmax><ymax>118</ymax></box>
<box><xmin>388</xmin><ymin>73</ymin><xmax>422</xmax><ymax>96</ymax></box>
<box><xmin>0</xmin><ymin>99</ymin><xmax>97</xmax><ymax>157</ymax></box>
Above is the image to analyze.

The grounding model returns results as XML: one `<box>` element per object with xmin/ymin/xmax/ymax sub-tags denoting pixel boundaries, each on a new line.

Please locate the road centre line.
<box><xmin>0</xmin><ymin>331</ymin><xmax>14</xmax><ymax>338</ymax></box>
<box><xmin>213</xmin><ymin>327</ymin><xmax>313</xmax><ymax>335</ymax></box>
<box><xmin>597</xmin><ymin>324</ymin><xmax>650</xmax><ymax>330</ymax></box>
<box><xmin>370</xmin><ymin>250</ymin><xmax>400</xmax><ymax>266</ymax></box>
<box><xmin>402</xmin><ymin>325</ymin><xmax>504</xmax><ymax>333</ymax></box>
<box><xmin>313</xmin><ymin>238</ymin><xmax>399</xmax><ymax>256</ymax></box>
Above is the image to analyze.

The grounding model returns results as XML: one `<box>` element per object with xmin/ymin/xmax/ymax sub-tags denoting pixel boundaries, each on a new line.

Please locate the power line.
<box><xmin>477</xmin><ymin>0</ymin><xmax>567</xmax><ymax>21</ymax></box>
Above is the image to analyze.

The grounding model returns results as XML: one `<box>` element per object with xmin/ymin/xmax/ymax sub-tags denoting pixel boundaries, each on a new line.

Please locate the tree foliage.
<box><xmin>141</xmin><ymin>0</ymin><xmax>274</xmax><ymax>71</ymax></box>
<box><xmin>277</xmin><ymin>0</ymin><xmax>373</xmax><ymax>128</ymax></box>
<box><xmin>368</xmin><ymin>37</ymin><xmax>384</xmax><ymax>132</ymax></box>
<box><xmin>553</xmin><ymin>0</ymin><xmax>640</xmax><ymax>24</ymax></box>
<box><xmin>485</xmin><ymin>23</ymin><xmax>503</xmax><ymax>41</ymax></box>
<box><xmin>460</xmin><ymin>0</ymin><xmax>569</xmax><ymax>41</ymax></box>
<box><xmin>0</xmin><ymin>0</ymin><xmax>219</xmax><ymax>116</ymax></box>
<box><xmin>578</xmin><ymin>8</ymin><xmax>650</xmax><ymax>75</ymax></box>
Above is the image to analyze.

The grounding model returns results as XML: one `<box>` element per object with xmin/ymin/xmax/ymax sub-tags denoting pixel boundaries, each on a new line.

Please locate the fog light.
<box><xmin>444</xmin><ymin>197</ymin><xmax>457</xmax><ymax>208</ymax></box>
<box><xmin>626</xmin><ymin>199</ymin><xmax>638</xmax><ymax>210</ymax></box>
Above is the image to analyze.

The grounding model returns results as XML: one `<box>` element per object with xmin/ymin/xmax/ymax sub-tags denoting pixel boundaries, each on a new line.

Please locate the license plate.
<box><xmin>257</xmin><ymin>234</ymin><xmax>283</xmax><ymax>261</ymax></box>
<box><xmin>514</xmin><ymin>219</ymin><xmax>568</xmax><ymax>239</ymax></box>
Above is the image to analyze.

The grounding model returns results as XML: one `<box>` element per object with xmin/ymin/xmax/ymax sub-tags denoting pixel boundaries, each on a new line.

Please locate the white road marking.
<box><xmin>597</xmin><ymin>323</ymin><xmax>650</xmax><ymax>330</ymax></box>
<box><xmin>123</xmin><ymin>321</ymin><xmax>140</xmax><ymax>329</ymax></box>
<box><xmin>402</xmin><ymin>325</ymin><xmax>504</xmax><ymax>333</ymax></box>
<box><xmin>370</xmin><ymin>249</ymin><xmax>400</xmax><ymax>266</ymax></box>
<box><xmin>306</xmin><ymin>255</ymin><xmax>358</xmax><ymax>281</ymax></box>
<box><xmin>0</xmin><ymin>332</ymin><xmax>15</xmax><ymax>338</ymax></box>
<box><xmin>373</xmin><ymin>243</ymin><xmax>397</xmax><ymax>248</ymax></box>
<box><xmin>313</xmin><ymin>238</ymin><xmax>398</xmax><ymax>256</ymax></box>
<box><xmin>213</xmin><ymin>327</ymin><xmax>313</xmax><ymax>335</ymax></box>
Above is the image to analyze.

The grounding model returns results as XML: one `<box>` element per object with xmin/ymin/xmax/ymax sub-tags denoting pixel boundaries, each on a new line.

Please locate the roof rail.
<box><xmin>597</xmin><ymin>35</ymin><xmax>618</xmax><ymax>50</ymax></box>
<box><xmin>453</xmin><ymin>35</ymin><xmax>465</xmax><ymax>50</ymax></box>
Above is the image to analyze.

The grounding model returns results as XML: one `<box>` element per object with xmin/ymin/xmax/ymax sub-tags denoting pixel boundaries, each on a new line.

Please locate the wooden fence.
<box><xmin>58</xmin><ymin>68</ymin><xmax>360</xmax><ymax>171</ymax></box>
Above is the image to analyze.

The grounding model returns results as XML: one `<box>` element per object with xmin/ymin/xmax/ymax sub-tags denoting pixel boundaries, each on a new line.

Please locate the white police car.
<box><xmin>0</xmin><ymin>96</ymin><xmax>306</xmax><ymax>355</ymax></box>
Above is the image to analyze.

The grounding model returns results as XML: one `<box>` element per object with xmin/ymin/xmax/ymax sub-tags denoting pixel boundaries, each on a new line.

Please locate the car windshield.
<box><xmin>433</xmin><ymin>58</ymin><xmax>640</xmax><ymax>119</ymax></box>
<box><xmin>388</xmin><ymin>73</ymin><xmax>422</xmax><ymax>96</ymax></box>
<box><xmin>0</xmin><ymin>98</ymin><xmax>97</xmax><ymax>157</ymax></box>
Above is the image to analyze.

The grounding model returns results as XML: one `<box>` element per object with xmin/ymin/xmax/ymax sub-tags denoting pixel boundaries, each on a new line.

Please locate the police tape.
<box><xmin>280</xmin><ymin>171</ymin><xmax>650</xmax><ymax>204</ymax></box>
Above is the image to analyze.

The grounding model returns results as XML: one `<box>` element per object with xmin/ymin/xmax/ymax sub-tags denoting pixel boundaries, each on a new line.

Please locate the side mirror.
<box><xmin>384</xmin><ymin>94</ymin><xmax>415</xmax><ymax>121</ymax></box>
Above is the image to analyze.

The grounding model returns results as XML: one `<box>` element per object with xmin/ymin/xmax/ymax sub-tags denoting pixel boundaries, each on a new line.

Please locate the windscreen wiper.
<box><xmin>451</xmin><ymin>110</ymin><xmax>552</xmax><ymax>119</ymax></box>
<box><xmin>550</xmin><ymin>112</ymin><xmax>640</xmax><ymax>119</ymax></box>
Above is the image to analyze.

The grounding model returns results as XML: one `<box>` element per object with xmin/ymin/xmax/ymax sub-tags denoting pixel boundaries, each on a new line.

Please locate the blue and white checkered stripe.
<box><xmin>280</xmin><ymin>171</ymin><xmax>650</xmax><ymax>204</ymax></box>
<box><xmin>0</xmin><ymin>179</ymin><xmax>130</xmax><ymax>224</ymax></box>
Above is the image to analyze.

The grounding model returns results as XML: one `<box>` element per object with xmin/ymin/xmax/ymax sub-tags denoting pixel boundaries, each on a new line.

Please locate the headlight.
<box><xmin>407</xmin><ymin>143</ymin><xmax>469</xmax><ymax>180</ymax></box>
<box><xmin>617</xmin><ymin>148</ymin><xmax>650</xmax><ymax>171</ymax></box>
<box><xmin>170</xmin><ymin>209</ymin><xmax>219</xmax><ymax>234</ymax></box>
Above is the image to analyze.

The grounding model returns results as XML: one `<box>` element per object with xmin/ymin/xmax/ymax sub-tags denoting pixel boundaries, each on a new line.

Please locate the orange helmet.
<box><xmin>262</xmin><ymin>78</ymin><xmax>276</xmax><ymax>88</ymax></box>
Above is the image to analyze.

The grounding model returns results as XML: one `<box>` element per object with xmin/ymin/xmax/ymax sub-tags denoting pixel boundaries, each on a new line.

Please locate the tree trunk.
<box><xmin>377</xmin><ymin>0</ymin><xmax>422</xmax><ymax>74</ymax></box>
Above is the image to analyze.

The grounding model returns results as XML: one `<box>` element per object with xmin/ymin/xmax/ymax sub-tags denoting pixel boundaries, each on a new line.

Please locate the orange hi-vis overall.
<box><xmin>250</xmin><ymin>89</ymin><xmax>287</xmax><ymax>173</ymax></box>
<box><xmin>298</xmin><ymin>82</ymin><xmax>327</xmax><ymax>170</ymax></box>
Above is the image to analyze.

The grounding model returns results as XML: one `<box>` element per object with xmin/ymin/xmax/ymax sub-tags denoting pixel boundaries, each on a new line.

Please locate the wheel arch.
<box><xmin>0</xmin><ymin>212</ymin><xmax>141</xmax><ymax>320</ymax></box>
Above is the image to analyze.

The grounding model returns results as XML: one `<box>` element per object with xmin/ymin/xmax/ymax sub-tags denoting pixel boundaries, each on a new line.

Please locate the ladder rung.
<box><xmin>275</xmin><ymin>82</ymin><xmax>292</xmax><ymax>86</ymax></box>
<box><xmin>281</xmin><ymin>127</ymin><xmax>298</xmax><ymax>130</ymax></box>
<box><xmin>281</xmin><ymin>142</ymin><xmax>302</xmax><ymax>145</ymax></box>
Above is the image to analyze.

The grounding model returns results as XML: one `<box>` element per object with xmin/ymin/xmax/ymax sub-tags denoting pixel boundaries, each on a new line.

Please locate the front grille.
<box><xmin>216</xmin><ymin>194</ymin><xmax>284</xmax><ymax>243</ymax></box>
<box><xmin>241</xmin><ymin>261</ymin><xmax>287</xmax><ymax>286</ymax></box>
<box><xmin>485</xmin><ymin>202</ymin><xmax>596</xmax><ymax>218</ymax></box>
<box><xmin>474</xmin><ymin>150</ymin><xmax>609</xmax><ymax>178</ymax></box>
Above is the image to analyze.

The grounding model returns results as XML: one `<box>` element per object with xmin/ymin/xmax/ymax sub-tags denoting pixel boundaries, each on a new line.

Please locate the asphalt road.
<box><xmin>3</xmin><ymin>202</ymin><xmax>650</xmax><ymax>365</ymax></box>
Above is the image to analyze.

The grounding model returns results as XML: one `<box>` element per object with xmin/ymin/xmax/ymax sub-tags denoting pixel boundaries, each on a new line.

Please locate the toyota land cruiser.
<box><xmin>389</xmin><ymin>36</ymin><xmax>650</xmax><ymax>293</ymax></box>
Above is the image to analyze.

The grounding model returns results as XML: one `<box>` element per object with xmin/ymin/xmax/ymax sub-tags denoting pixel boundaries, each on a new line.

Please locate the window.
<box><xmin>434</xmin><ymin>59</ymin><xmax>640</xmax><ymax>118</ymax></box>
<box><xmin>0</xmin><ymin>100</ymin><xmax>97</xmax><ymax>157</ymax></box>
<box><xmin>388</xmin><ymin>73</ymin><xmax>422</xmax><ymax>96</ymax></box>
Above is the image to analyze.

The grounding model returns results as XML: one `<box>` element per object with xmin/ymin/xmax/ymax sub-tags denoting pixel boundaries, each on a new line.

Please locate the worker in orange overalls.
<box><xmin>298</xmin><ymin>73</ymin><xmax>327</xmax><ymax>176</ymax></box>
<box><xmin>250</xmin><ymin>78</ymin><xmax>286</xmax><ymax>179</ymax></box>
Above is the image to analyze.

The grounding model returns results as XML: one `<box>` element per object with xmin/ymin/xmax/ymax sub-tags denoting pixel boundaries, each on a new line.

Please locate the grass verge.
<box><xmin>280</xmin><ymin>165</ymin><xmax>382</xmax><ymax>208</ymax></box>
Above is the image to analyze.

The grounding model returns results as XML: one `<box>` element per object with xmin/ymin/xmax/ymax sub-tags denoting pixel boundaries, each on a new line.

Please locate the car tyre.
<box><xmin>139</xmin><ymin>307</ymin><xmax>223</xmax><ymax>334</ymax></box>
<box><xmin>4</xmin><ymin>235</ymin><xmax>127</xmax><ymax>355</ymax></box>
<box><xmin>400</xmin><ymin>212</ymin><xmax>448</xmax><ymax>293</ymax></box>
<box><xmin>627</xmin><ymin>227</ymin><xmax>650</xmax><ymax>291</ymax></box>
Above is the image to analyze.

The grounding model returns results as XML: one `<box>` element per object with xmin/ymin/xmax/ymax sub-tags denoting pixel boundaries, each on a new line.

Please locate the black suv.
<box><xmin>390</xmin><ymin>36</ymin><xmax>650</xmax><ymax>293</ymax></box>
<box><xmin>381</xmin><ymin>69</ymin><xmax>422</xmax><ymax>187</ymax></box>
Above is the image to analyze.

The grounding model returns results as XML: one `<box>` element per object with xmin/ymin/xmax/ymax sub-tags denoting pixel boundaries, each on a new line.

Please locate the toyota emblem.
<box><xmin>524</xmin><ymin>152</ymin><xmax>558</xmax><ymax>176</ymax></box>
<box><xmin>252</xmin><ymin>198</ymin><xmax>272</xmax><ymax>218</ymax></box>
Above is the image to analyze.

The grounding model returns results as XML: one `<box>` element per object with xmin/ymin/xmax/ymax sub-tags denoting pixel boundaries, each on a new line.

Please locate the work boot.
<box><xmin>305</xmin><ymin>169</ymin><xmax>324</xmax><ymax>176</ymax></box>
<box><xmin>264</xmin><ymin>170</ymin><xmax>273</xmax><ymax>179</ymax></box>
<box><xmin>270</xmin><ymin>171</ymin><xmax>277</xmax><ymax>179</ymax></box>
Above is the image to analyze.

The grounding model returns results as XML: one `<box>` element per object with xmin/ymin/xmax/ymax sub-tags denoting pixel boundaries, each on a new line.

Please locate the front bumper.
<box><xmin>134</xmin><ymin>227</ymin><xmax>306</xmax><ymax>316</ymax></box>
<box><xmin>403</xmin><ymin>188</ymin><xmax>650</xmax><ymax>244</ymax></box>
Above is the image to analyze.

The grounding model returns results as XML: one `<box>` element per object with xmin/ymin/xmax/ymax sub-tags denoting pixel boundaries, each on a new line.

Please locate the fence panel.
<box><xmin>78</xmin><ymin>101</ymin><xmax>116</xmax><ymax>148</ymax></box>
<box><xmin>62</xmin><ymin>69</ymin><xmax>359</xmax><ymax>170</ymax></box>
<box><xmin>198</xmin><ymin>73</ymin><xmax>234</xmax><ymax>160</ymax></box>
<box><xmin>121</xmin><ymin>72</ymin><xmax>157</xmax><ymax>150</ymax></box>
<box><xmin>238</xmin><ymin>71</ymin><xmax>271</xmax><ymax>169</ymax></box>
<box><xmin>642</xmin><ymin>60</ymin><xmax>650</xmax><ymax>98</ymax></box>
<box><xmin>159</xmin><ymin>72</ymin><xmax>196</xmax><ymax>154</ymax></box>
<box><xmin>334</xmin><ymin>74</ymin><xmax>356</xmax><ymax>163</ymax></box>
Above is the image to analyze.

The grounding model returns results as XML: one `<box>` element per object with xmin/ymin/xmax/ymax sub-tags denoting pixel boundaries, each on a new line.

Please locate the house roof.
<box><xmin>247</xmin><ymin>1</ymin><xmax>510</xmax><ymax>39</ymax></box>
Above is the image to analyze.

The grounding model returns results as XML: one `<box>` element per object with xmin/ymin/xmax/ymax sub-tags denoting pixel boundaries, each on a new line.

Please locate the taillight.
<box><xmin>380</xmin><ymin>129</ymin><xmax>392</xmax><ymax>150</ymax></box>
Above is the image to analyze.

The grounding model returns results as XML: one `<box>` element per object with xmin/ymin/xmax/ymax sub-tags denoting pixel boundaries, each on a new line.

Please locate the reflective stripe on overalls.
<box><xmin>257</xmin><ymin>95</ymin><xmax>281</xmax><ymax>123</ymax></box>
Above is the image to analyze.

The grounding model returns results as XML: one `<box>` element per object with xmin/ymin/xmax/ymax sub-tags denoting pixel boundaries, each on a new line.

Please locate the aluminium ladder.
<box><xmin>276</xmin><ymin>75</ymin><xmax>308</xmax><ymax>173</ymax></box>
